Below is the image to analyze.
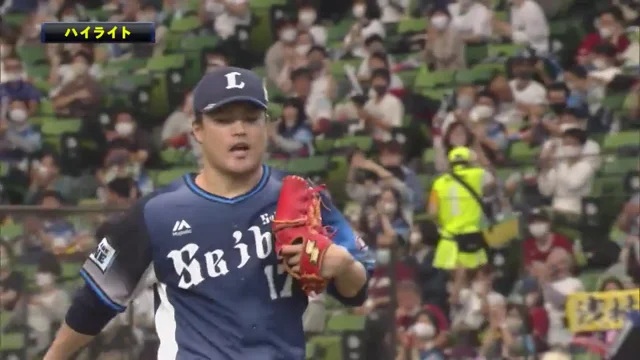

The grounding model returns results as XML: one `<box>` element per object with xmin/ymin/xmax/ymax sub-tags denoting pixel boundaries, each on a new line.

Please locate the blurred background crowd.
<box><xmin>0</xmin><ymin>0</ymin><xmax>639</xmax><ymax>359</ymax></box>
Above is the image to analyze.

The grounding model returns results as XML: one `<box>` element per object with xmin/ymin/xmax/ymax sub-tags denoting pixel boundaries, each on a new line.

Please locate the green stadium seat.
<box><xmin>602</xmin><ymin>156</ymin><xmax>639</xmax><ymax>175</ymax></box>
<box><xmin>314</xmin><ymin>138</ymin><xmax>336</xmax><ymax>154</ymax></box>
<box><xmin>306</xmin><ymin>336</ymin><xmax>342</xmax><ymax>360</ymax></box>
<box><xmin>61</xmin><ymin>262</ymin><xmax>83</xmax><ymax>279</ymax></box>
<box><xmin>601</xmin><ymin>93</ymin><xmax>628</xmax><ymax>112</ymax></box>
<box><xmin>327</xmin><ymin>20</ymin><xmax>354</xmax><ymax>42</ymax></box>
<box><xmin>397</xmin><ymin>17</ymin><xmax>427</xmax><ymax>34</ymax></box>
<box><xmin>602</xmin><ymin>131</ymin><xmax>640</xmax><ymax>151</ymax></box>
<box><xmin>265</xmin><ymin>158</ymin><xmax>287</xmax><ymax>169</ymax></box>
<box><xmin>421</xmin><ymin>88</ymin><xmax>452</xmax><ymax>101</ymax></box>
<box><xmin>104</xmin><ymin>58</ymin><xmax>149</xmax><ymax>75</ymax></box>
<box><xmin>147</xmin><ymin>54</ymin><xmax>187</xmax><ymax>71</ymax></box>
<box><xmin>249</xmin><ymin>0</ymin><xmax>287</xmax><ymax>8</ymax></box>
<box><xmin>487</xmin><ymin>43</ymin><xmax>525</xmax><ymax>58</ymax></box>
<box><xmin>17</xmin><ymin>45</ymin><xmax>47</xmax><ymax>65</ymax></box>
<box><xmin>1</xmin><ymin>223</ymin><xmax>23</xmax><ymax>239</ymax></box>
<box><xmin>2</xmin><ymin>13</ymin><xmax>27</xmax><ymax>28</ymax></box>
<box><xmin>455</xmin><ymin>67</ymin><xmax>493</xmax><ymax>85</ymax></box>
<box><xmin>333</xmin><ymin>136</ymin><xmax>373</xmax><ymax>151</ymax></box>
<box><xmin>181</xmin><ymin>34</ymin><xmax>219</xmax><ymax>51</ymax></box>
<box><xmin>161</xmin><ymin>148</ymin><xmax>195</xmax><ymax>165</ymax></box>
<box><xmin>464</xmin><ymin>43</ymin><xmax>488</xmax><ymax>67</ymax></box>
<box><xmin>41</xmin><ymin>118</ymin><xmax>82</xmax><ymax>136</ymax></box>
<box><xmin>422</xmin><ymin>148</ymin><xmax>436</xmax><ymax>164</ymax></box>
<box><xmin>267</xmin><ymin>102</ymin><xmax>283</xmax><ymax>118</ymax></box>
<box><xmin>417</xmin><ymin>174</ymin><xmax>431</xmax><ymax>189</ymax></box>
<box><xmin>0</xmin><ymin>332</ymin><xmax>25</xmax><ymax>351</ymax></box>
<box><xmin>285</xmin><ymin>156</ymin><xmax>330</xmax><ymax>175</ymax></box>
<box><xmin>305</xmin><ymin>342</ymin><xmax>316</xmax><ymax>359</ymax></box>
<box><xmin>414</xmin><ymin>67</ymin><xmax>455</xmax><ymax>89</ymax></box>
<box><xmin>26</xmin><ymin>64</ymin><xmax>50</xmax><ymax>79</ymax></box>
<box><xmin>330</xmin><ymin>59</ymin><xmax>361</xmax><ymax>76</ymax></box>
<box><xmin>170</xmin><ymin>16</ymin><xmax>202</xmax><ymax>32</ymax></box>
<box><xmin>579</xmin><ymin>270</ymin><xmax>602</xmax><ymax>291</ymax></box>
<box><xmin>78</xmin><ymin>198</ymin><xmax>101</xmax><ymax>205</ymax></box>
<box><xmin>38</xmin><ymin>100</ymin><xmax>55</xmax><ymax>115</ymax></box>
<box><xmin>156</xmin><ymin>167</ymin><xmax>197</xmax><ymax>186</ymax></box>
<box><xmin>326</xmin><ymin>314</ymin><xmax>366</xmax><ymax>332</ymax></box>
<box><xmin>510</xmin><ymin>142</ymin><xmax>539</xmax><ymax>160</ymax></box>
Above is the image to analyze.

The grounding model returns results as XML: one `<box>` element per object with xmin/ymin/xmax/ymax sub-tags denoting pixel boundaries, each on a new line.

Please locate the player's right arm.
<box><xmin>44</xmin><ymin>200</ymin><xmax>153</xmax><ymax>360</ymax></box>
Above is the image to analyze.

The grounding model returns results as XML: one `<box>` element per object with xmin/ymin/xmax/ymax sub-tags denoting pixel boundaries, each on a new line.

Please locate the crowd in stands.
<box><xmin>0</xmin><ymin>0</ymin><xmax>639</xmax><ymax>359</ymax></box>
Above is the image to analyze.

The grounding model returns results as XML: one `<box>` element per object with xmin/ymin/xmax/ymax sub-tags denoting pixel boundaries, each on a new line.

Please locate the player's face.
<box><xmin>193</xmin><ymin>102</ymin><xmax>267</xmax><ymax>177</ymax></box>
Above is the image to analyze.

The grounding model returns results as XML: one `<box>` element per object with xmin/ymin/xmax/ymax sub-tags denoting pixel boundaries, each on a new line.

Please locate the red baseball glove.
<box><xmin>272</xmin><ymin>176</ymin><xmax>333</xmax><ymax>296</ymax></box>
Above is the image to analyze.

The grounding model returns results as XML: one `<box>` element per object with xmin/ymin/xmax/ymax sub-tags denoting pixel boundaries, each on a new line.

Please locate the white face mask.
<box><xmin>2</xmin><ymin>72</ymin><xmax>22</xmax><ymax>82</ymax></box>
<box><xmin>37</xmin><ymin>164</ymin><xmax>50</xmax><ymax>177</ymax></box>
<box><xmin>561</xmin><ymin>145</ymin><xmax>582</xmax><ymax>158</ymax></box>
<box><xmin>280</xmin><ymin>28</ymin><xmax>297</xmax><ymax>42</ymax></box>
<box><xmin>457</xmin><ymin>95</ymin><xmax>474</xmax><ymax>110</ymax></box>
<box><xmin>470</xmin><ymin>105</ymin><xmax>495</xmax><ymax>121</ymax></box>
<box><xmin>299</xmin><ymin>11</ymin><xmax>317</xmax><ymax>26</ymax></box>
<box><xmin>296</xmin><ymin>44</ymin><xmax>311</xmax><ymax>56</ymax></box>
<box><xmin>412</xmin><ymin>322</ymin><xmax>436</xmax><ymax>339</ymax></box>
<box><xmin>471</xmin><ymin>281</ymin><xmax>487</xmax><ymax>294</ymax></box>
<box><xmin>592</xmin><ymin>58</ymin><xmax>609</xmax><ymax>70</ymax></box>
<box><xmin>35</xmin><ymin>272</ymin><xmax>54</xmax><ymax>287</ymax></box>
<box><xmin>598</xmin><ymin>26</ymin><xmax>614</xmax><ymax>38</ymax></box>
<box><xmin>376</xmin><ymin>248</ymin><xmax>391</xmax><ymax>264</ymax></box>
<box><xmin>528</xmin><ymin>222</ymin><xmax>549</xmax><ymax>238</ymax></box>
<box><xmin>62</xmin><ymin>15</ymin><xmax>78</xmax><ymax>22</ymax></box>
<box><xmin>383</xmin><ymin>202</ymin><xmax>397</xmax><ymax>215</ymax></box>
<box><xmin>353</xmin><ymin>4</ymin><xmax>366</xmax><ymax>18</ymax></box>
<box><xmin>409</xmin><ymin>232</ymin><xmax>422</xmax><ymax>245</ymax></box>
<box><xmin>115</xmin><ymin>122</ymin><xmax>135</xmax><ymax>136</ymax></box>
<box><xmin>9</xmin><ymin>108</ymin><xmax>27</xmax><ymax>123</ymax></box>
<box><xmin>431</xmin><ymin>15</ymin><xmax>449</xmax><ymax>30</ymax></box>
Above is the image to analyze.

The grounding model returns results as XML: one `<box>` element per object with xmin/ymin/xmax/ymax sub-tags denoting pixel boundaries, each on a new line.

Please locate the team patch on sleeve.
<box><xmin>89</xmin><ymin>237</ymin><xmax>117</xmax><ymax>273</ymax></box>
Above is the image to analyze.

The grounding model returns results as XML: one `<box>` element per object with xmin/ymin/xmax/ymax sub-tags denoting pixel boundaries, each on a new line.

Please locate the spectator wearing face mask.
<box><xmin>101</xmin><ymin>176</ymin><xmax>140</xmax><ymax>207</ymax></box>
<box><xmin>616</xmin><ymin>192</ymin><xmax>640</xmax><ymax>285</ymax></box>
<box><xmin>540</xmin><ymin>109</ymin><xmax>602</xmax><ymax>171</ymax></box>
<box><xmin>492</xmin><ymin>0</ymin><xmax>550</xmax><ymax>55</ymax></box>
<box><xmin>577</xmin><ymin>7</ymin><xmax>630</xmax><ymax>66</ymax></box>
<box><xmin>522</xmin><ymin>209</ymin><xmax>573</xmax><ymax>276</ymax></box>
<box><xmin>537</xmin><ymin>248</ymin><xmax>584</xmax><ymax>347</ymax></box>
<box><xmin>268</xmin><ymin>97</ymin><xmax>314</xmax><ymax>158</ymax></box>
<box><xmin>205</xmin><ymin>0</ymin><xmax>251</xmax><ymax>39</ymax></box>
<box><xmin>468</xmin><ymin>90</ymin><xmax>508</xmax><ymax>165</ymax></box>
<box><xmin>369</xmin><ymin>187</ymin><xmax>412</xmax><ymax>242</ymax></box>
<box><xmin>265</xmin><ymin>19</ymin><xmax>298</xmax><ymax>86</ymax></box>
<box><xmin>438</xmin><ymin>84</ymin><xmax>477</xmax><ymax>133</ymax></box>
<box><xmin>0</xmin><ymin>240</ymin><xmax>25</xmax><ymax>312</ymax></box>
<box><xmin>344</xmin><ymin>0</ymin><xmax>385</xmax><ymax>58</ymax></box>
<box><xmin>538</xmin><ymin>126</ymin><xmax>596</xmax><ymax>214</ymax></box>
<box><xmin>0</xmin><ymin>99</ymin><xmax>42</xmax><ymax>159</ymax></box>
<box><xmin>307</xmin><ymin>46</ymin><xmax>335</xmax><ymax>101</ymax></box>
<box><xmin>588</xmin><ymin>42</ymin><xmax>623</xmax><ymax>84</ymax></box>
<box><xmin>378</xmin><ymin>139</ymin><xmax>424</xmax><ymax>211</ymax></box>
<box><xmin>287</xmin><ymin>67</ymin><xmax>333</xmax><ymax>133</ymax></box>
<box><xmin>0</xmin><ymin>54</ymin><xmax>41</xmax><ymax>114</ymax></box>
<box><xmin>27</xmin><ymin>254</ymin><xmax>70</xmax><ymax>357</ymax></box>
<box><xmin>448</xmin><ymin>0</ymin><xmax>492</xmax><ymax>43</ymax></box>
<box><xmin>275</xmin><ymin>31</ymin><xmax>313</xmax><ymax>93</ymax></box>
<box><xmin>398</xmin><ymin>310</ymin><xmax>447</xmax><ymax>360</ymax></box>
<box><xmin>510</xmin><ymin>57</ymin><xmax>547</xmax><ymax>109</ymax></box>
<box><xmin>365</xmin><ymin>51</ymin><xmax>404</xmax><ymax>94</ymax></box>
<box><xmin>162</xmin><ymin>91</ymin><xmax>194</xmax><ymax>149</ymax></box>
<box><xmin>107</xmin><ymin>111</ymin><xmax>152</xmax><ymax>166</ymax></box>
<box><xmin>24</xmin><ymin>153</ymin><xmax>97</xmax><ymax>205</ymax></box>
<box><xmin>480</xmin><ymin>303</ymin><xmax>537</xmax><ymax>359</ymax></box>
<box><xmin>357</xmin><ymin>34</ymin><xmax>393</xmax><ymax>81</ymax></box>
<box><xmin>359</xmin><ymin>68</ymin><xmax>404</xmax><ymax>140</ymax></box>
<box><xmin>424</xmin><ymin>7</ymin><xmax>467</xmax><ymax>71</ymax></box>
<box><xmin>98</xmin><ymin>146</ymin><xmax>153</xmax><ymax>198</ymax></box>
<box><xmin>297</xmin><ymin>1</ymin><xmax>327</xmax><ymax>46</ymax></box>
<box><xmin>51</xmin><ymin>51</ymin><xmax>102</xmax><ymax>118</ymax></box>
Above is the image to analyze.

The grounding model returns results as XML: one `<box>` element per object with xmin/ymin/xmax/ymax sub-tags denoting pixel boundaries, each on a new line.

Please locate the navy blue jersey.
<box><xmin>80</xmin><ymin>165</ymin><xmax>375</xmax><ymax>360</ymax></box>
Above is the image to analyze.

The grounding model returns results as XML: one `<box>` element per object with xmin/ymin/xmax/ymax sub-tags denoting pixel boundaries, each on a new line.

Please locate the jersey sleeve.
<box><xmin>320</xmin><ymin>192</ymin><xmax>376</xmax><ymax>272</ymax></box>
<box><xmin>80</xmin><ymin>199</ymin><xmax>153</xmax><ymax>312</ymax></box>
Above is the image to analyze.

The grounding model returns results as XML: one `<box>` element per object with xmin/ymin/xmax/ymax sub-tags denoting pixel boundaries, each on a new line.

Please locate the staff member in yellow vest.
<box><xmin>429</xmin><ymin>146</ymin><xmax>497</xmax><ymax>270</ymax></box>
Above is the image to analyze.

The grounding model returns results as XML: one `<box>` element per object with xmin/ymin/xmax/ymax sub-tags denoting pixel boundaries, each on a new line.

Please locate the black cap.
<box><xmin>193</xmin><ymin>66</ymin><xmax>268</xmax><ymax>113</ymax></box>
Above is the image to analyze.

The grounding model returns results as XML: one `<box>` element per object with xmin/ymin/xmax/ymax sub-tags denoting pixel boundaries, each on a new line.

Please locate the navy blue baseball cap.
<box><xmin>192</xmin><ymin>66</ymin><xmax>268</xmax><ymax>113</ymax></box>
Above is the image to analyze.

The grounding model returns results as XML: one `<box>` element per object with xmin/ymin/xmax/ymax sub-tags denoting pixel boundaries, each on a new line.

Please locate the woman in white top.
<box><xmin>200</xmin><ymin>0</ymin><xmax>251</xmax><ymax>40</ymax></box>
<box><xmin>537</xmin><ymin>127</ymin><xmax>596</xmax><ymax>214</ymax></box>
<box><xmin>297</xmin><ymin>1</ymin><xmax>327</xmax><ymax>46</ymax></box>
<box><xmin>448</xmin><ymin>0</ymin><xmax>492</xmax><ymax>42</ymax></box>
<box><xmin>344</xmin><ymin>0</ymin><xmax>386</xmax><ymax>58</ymax></box>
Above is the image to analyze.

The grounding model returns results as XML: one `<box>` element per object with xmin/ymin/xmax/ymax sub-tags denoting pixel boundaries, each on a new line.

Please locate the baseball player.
<box><xmin>43</xmin><ymin>67</ymin><xmax>375</xmax><ymax>360</ymax></box>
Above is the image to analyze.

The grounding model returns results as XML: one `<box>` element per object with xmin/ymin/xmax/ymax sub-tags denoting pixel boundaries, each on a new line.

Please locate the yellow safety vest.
<box><xmin>431</xmin><ymin>166</ymin><xmax>486</xmax><ymax>237</ymax></box>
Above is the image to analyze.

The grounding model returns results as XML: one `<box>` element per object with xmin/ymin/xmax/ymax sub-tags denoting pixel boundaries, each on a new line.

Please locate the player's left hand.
<box><xmin>279</xmin><ymin>243</ymin><xmax>353</xmax><ymax>279</ymax></box>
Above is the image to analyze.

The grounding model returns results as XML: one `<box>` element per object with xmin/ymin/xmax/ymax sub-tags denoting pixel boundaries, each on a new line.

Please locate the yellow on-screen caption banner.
<box><xmin>566</xmin><ymin>289</ymin><xmax>640</xmax><ymax>333</ymax></box>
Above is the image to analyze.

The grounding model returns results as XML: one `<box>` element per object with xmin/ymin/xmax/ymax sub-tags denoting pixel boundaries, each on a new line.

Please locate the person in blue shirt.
<box><xmin>0</xmin><ymin>55</ymin><xmax>41</xmax><ymax>114</ymax></box>
<box><xmin>268</xmin><ymin>96</ymin><xmax>314</xmax><ymax>158</ymax></box>
<box><xmin>44</xmin><ymin>67</ymin><xmax>373</xmax><ymax>360</ymax></box>
<box><xmin>0</xmin><ymin>99</ymin><xmax>42</xmax><ymax>160</ymax></box>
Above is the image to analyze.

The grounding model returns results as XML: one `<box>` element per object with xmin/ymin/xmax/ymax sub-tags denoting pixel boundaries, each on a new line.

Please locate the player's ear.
<box><xmin>192</xmin><ymin>114</ymin><xmax>203</xmax><ymax>144</ymax></box>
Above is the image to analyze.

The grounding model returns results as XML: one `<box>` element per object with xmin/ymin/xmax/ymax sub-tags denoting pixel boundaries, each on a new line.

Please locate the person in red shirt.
<box><xmin>522</xmin><ymin>209</ymin><xmax>573</xmax><ymax>276</ymax></box>
<box><xmin>576</xmin><ymin>7</ymin><xmax>630</xmax><ymax>65</ymax></box>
